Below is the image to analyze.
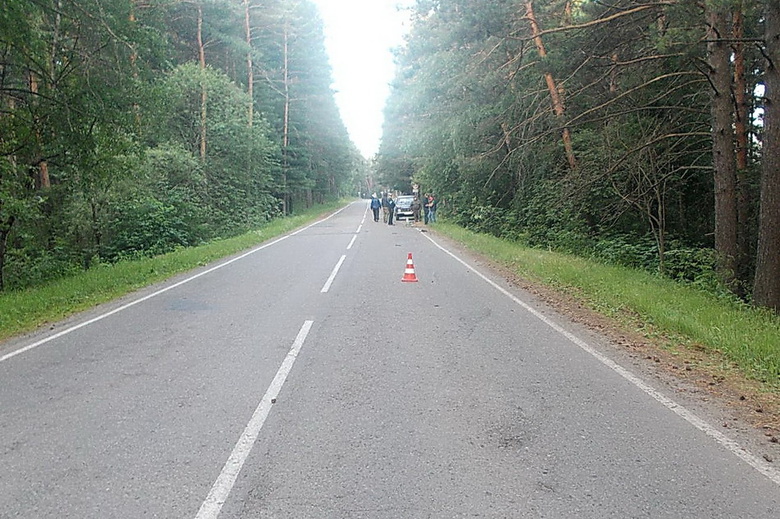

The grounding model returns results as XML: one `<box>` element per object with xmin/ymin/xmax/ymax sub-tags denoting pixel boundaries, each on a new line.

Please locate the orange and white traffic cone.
<box><xmin>401</xmin><ymin>252</ymin><xmax>419</xmax><ymax>282</ymax></box>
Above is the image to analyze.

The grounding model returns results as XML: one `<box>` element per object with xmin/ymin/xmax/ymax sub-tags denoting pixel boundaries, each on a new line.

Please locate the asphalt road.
<box><xmin>1</xmin><ymin>201</ymin><xmax>779</xmax><ymax>518</ymax></box>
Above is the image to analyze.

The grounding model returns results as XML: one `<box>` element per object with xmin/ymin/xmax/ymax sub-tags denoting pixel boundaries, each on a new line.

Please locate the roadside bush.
<box><xmin>663</xmin><ymin>246</ymin><xmax>722</xmax><ymax>292</ymax></box>
<box><xmin>589</xmin><ymin>235</ymin><xmax>728</xmax><ymax>297</ymax></box>
<box><xmin>102</xmin><ymin>197</ymin><xmax>195</xmax><ymax>261</ymax></box>
<box><xmin>3</xmin><ymin>241</ymin><xmax>83</xmax><ymax>290</ymax></box>
<box><xmin>449</xmin><ymin>201</ymin><xmax>527</xmax><ymax>242</ymax></box>
<box><xmin>591</xmin><ymin>235</ymin><xmax>658</xmax><ymax>271</ymax></box>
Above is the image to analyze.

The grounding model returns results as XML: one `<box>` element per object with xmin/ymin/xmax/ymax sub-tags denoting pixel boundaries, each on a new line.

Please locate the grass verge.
<box><xmin>0</xmin><ymin>201</ymin><xmax>345</xmax><ymax>344</ymax></box>
<box><xmin>433</xmin><ymin>223</ymin><xmax>780</xmax><ymax>390</ymax></box>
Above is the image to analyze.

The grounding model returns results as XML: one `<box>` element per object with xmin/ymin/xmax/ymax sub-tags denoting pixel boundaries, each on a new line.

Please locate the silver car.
<box><xmin>394</xmin><ymin>195</ymin><xmax>415</xmax><ymax>221</ymax></box>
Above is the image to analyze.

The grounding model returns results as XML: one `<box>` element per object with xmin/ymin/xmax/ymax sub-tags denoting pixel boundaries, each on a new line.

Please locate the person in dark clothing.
<box><xmin>387</xmin><ymin>195</ymin><xmax>396</xmax><ymax>225</ymax></box>
<box><xmin>370</xmin><ymin>194</ymin><xmax>381</xmax><ymax>221</ymax></box>
<box><xmin>426</xmin><ymin>194</ymin><xmax>438</xmax><ymax>223</ymax></box>
<box><xmin>411</xmin><ymin>196</ymin><xmax>422</xmax><ymax>223</ymax></box>
<box><xmin>381</xmin><ymin>192</ymin><xmax>390</xmax><ymax>223</ymax></box>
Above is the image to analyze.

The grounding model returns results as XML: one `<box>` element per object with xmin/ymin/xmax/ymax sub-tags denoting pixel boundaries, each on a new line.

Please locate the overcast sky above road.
<box><xmin>312</xmin><ymin>0</ymin><xmax>413</xmax><ymax>158</ymax></box>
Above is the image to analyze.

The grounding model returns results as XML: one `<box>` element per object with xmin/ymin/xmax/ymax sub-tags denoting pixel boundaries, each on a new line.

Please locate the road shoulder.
<box><xmin>425</xmin><ymin>227</ymin><xmax>780</xmax><ymax>467</ymax></box>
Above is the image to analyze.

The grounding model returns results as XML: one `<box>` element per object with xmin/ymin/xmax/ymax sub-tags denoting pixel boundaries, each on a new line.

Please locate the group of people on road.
<box><xmin>370</xmin><ymin>192</ymin><xmax>396</xmax><ymax>225</ymax></box>
<box><xmin>369</xmin><ymin>192</ymin><xmax>437</xmax><ymax>226</ymax></box>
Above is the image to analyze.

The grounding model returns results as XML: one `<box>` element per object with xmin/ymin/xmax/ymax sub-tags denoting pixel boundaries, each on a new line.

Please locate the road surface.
<box><xmin>1</xmin><ymin>201</ymin><xmax>778</xmax><ymax>518</ymax></box>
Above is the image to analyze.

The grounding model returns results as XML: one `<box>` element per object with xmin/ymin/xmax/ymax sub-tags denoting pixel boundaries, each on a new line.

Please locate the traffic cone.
<box><xmin>401</xmin><ymin>252</ymin><xmax>419</xmax><ymax>282</ymax></box>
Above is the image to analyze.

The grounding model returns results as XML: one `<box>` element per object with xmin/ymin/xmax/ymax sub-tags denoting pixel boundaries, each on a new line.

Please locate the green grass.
<box><xmin>434</xmin><ymin>223</ymin><xmax>780</xmax><ymax>388</ymax></box>
<box><xmin>0</xmin><ymin>201</ymin><xmax>344</xmax><ymax>343</ymax></box>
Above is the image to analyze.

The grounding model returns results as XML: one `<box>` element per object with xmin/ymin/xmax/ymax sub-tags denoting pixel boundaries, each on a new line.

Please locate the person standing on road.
<box><xmin>387</xmin><ymin>195</ymin><xmax>396</xmax><ymax>226</ymax></box>
<box><xmin>370</xmin><ymin>194</ymin><xmax>381</xmax><ymax>222</ymax></box>
<box><xmin>425</xmin><ymin>195</ymin><xmax>436</xmax><ymax>224</ymax></box>
<box><xmin>425</xmin><ymin>194</ymin><xmax>438</xmax><ymax>224</ymax></box>
<box><xmin>381</xmin><ymin>191</ymin><xmax>390</xmax><ymax>223</ymax></box>
<box><xmin>411</xmin><ymin>196</ymin><xmax>422</xmax><ymax>223</ymax></box>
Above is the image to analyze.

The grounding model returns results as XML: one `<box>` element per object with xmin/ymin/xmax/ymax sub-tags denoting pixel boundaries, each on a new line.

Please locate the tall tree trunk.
<box><xmin>732</xmin><ymin>3</ymin><xmax>751</xmax><ymax>289</ymax></box>
<box><xmin>50</xmin><ymin>0</ymin><xmax>62</xmax><ymax>80</ymax></box>
<box><xmin>705</xmin><ymin>4</ymin><xmax>739</xmax><ymax>290</ymax></box>
<box><xmin>282</xmin><ymin>23</ymin><xmax>290</xmax><ymax>214</ymax></box>
<box><xmin>243</xmin><ymin>0</ymin><xmax>254</xmax><ymax>127</ymax></box>
<box><xmin>0</xmin><ymin>216</ymin><xmax>15</xmax><ymax>291</ymax></box>
<box><xmin>29</xmin><ymin>0</ymin><xmax>62</xmax><ymax>192</ymax></box>
<box><xmin>562</xmin><ymin>0</ymin><xmax>573</xmax><ymax>25</ymax></box>
<box><xmin>524</xmin><ymin>0</ymin><xmax>577</xmax><ymax>171</ymax></box>
<box><xmin>753</xmin><ymin>0</ymin><xmax>780</xmax><ymax>310</ymax></box>
<box><xmin>130</xmin><ymin>2</ymin><xmax>141</xmax><ymax>131</ymax></box>
<box><xmin>197</xmin><ymin>3</ymin><xmax>207</xmax><ymax>161</ymax></box>
<box><xmin>28</xmin><ymin>71</ymin><xmax>50</xmax><ymax>189</ymax></box>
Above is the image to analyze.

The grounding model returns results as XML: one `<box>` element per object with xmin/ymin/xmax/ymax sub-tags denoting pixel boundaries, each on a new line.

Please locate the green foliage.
<box><xmin>0</xmin><ymin>0</ymin><xmax>355</xmax><ymax>292</ymax></box>
<box><xmin>248</xmin><ymin>0</ymin><xmax>361</xmax><ymax>209</ymax></box>
<box><xmin>662</xmin><ymin>247</ymin><xmax>723</xmax><ymax>293</ymax></box>
<box><xmin>376</xmin><ymin>0</ymin><xmax>771</xmax><ymax>306</ymax></box>
<box><xmin>590</xmin><ymin>235</ymin><xmax>660</xmax><ymax>271</ymax></box>
<box><xmin>103</xmin><ymin>197</ymin><xmax>192</xmax><ymax>260</ymax></box>
<box><xmin>3</xmin><ymin>239</ymin><xmax>83</xmax><ymax>291</ymax></box>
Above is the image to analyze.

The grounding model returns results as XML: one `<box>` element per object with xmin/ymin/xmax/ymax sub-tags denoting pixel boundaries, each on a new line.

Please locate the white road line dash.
<box><xmin>321</xmin><ymin>255</ymin><xmax>346</xmax><ymax>293</ymax></box>
<box><xmin>195</xmin><ymin>320</ymin><xmax>314</xmax><ymax>519</ymax></box>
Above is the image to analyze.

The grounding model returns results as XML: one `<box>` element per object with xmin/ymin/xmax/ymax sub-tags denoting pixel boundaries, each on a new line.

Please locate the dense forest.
<box><xmin>376</xmin><ymin>0</ymin><xmax>780</xmax><ymax>311</ymax></box>
<box><xmin>0</xmin><ymin>0</ymin><xmax>362</xmax><ymax>292</ymax></box>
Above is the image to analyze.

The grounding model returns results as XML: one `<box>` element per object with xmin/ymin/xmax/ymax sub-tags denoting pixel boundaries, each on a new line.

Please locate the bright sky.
<box><xmin>312</xmin><ymin>0</ymin><xmax>413</xmax><ymax>158</ymax></box>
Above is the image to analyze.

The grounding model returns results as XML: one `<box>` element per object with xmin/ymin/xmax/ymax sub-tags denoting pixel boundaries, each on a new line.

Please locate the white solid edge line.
<box><xmin>421</xmin><ymin>232</ymin><xmax>780</xmax><ymax>487</ymax></box>
<box><xmin>1</xmin><ymin>208</ymin><xmax>345</xmax><ymax>364</ymax></box>
<box><xmin>321</xmin><ymin>255</ymin><xmax>347</xmax><ymax>293</ymax></box>
<box><xmin>195</xmin><ymin>320</ymin><xmax>314</xmax><ymax>519</ymax></box>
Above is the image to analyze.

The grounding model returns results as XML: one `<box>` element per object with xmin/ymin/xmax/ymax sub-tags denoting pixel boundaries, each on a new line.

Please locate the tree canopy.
<box><xmin>377</xmin><ymin>0</ymin><xmax>780</xmax><ymax>311</ymax></box>
<box><xmin>0</xmin><ymin>0</ymin><xmax>362</xmax><ymax>291</ymax></box>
